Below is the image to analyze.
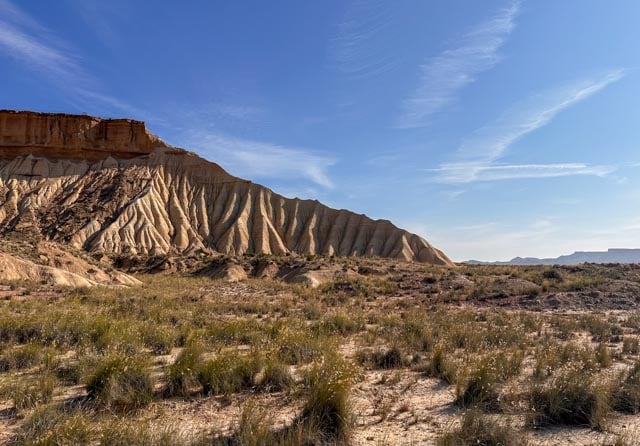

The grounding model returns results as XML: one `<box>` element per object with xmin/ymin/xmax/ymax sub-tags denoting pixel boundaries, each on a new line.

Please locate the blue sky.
<box><xmin>1</xmin><ymin>0</ymin><xmax>639</xmax><ymax>261</ymax></box>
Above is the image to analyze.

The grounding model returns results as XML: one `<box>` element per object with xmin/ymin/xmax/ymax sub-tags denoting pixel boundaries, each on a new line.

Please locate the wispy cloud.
<box><xmin>0</xmin><ymin>0</ymin><xmax>134</xmax><ymax>115</ymax></box>
<box><xmin>395</xmin><ymin>1</ymin><xmax>520</xmax><ymax>129</ymax></box>
<box><xmin>206</xmin><ymin>104</ymin><xmax>266</xmax><ymax>122</ymax></box>
<box><xmin>332</xmin><ymin>0</ymin><xmax>400</xmax><ymax>78</ymax></box>
<box><xmin>162</xmin><ymin>102</ymin><xmax>269</xmax><ymax>133</ymax></box>
<box><xmin>457</xmin><ymin>70</ymin><xmax>625</xmax><ymax>163</ymax></box>
<box><xmin>428</xmin><ymin>70</ymin><xmax>625</xmax><ymax>184</ymax></box>
<box><xmin>431</xmin><ymin>162</ymin><xmax>614</xmax><ymax>184</ymax></box>
<box><xmin>184</xmin><ymin>130</ymin><xmax>336</xmax><ymax>189</ymax></box>
<box><xmin>68</xmin><ymin>0</ymin><xmax>130</xmax><ymax>49</ymax></box>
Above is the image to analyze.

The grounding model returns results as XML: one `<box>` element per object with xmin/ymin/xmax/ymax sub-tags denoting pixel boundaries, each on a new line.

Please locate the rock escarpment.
<box><xmin>0</xmin><ymin>110</ymin><xmax>452</xmax><ymax>266</ymax></box>
<box><xmin>0</xmin><ymin>110</ymin><xmax>165</xmax><ymax>160</ymax></box>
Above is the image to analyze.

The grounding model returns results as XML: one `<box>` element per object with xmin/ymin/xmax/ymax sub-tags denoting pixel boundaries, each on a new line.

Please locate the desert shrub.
<box><xmin>623</xmin><ymin>315</ymin><xmax>640</xmax><ymax>333</ymax></box>
<box><xmin>533</xmin><ymin>341</ymin><xmax>598</xmax><ymax>379</ymax></box>
<box><xmin>623</xmin><ymin>337</ymin><xmax>640</xmax><ymax>355</ymax></box>
<box><xmin>140</xmin><ymin>325</ymin><xmax>175</xmax><ymax>355</ymax></box>
<box><xmin>86</xmin><ymin>353</ymin><xmax>154</xmax><ymax>411</ymax></box>
<box><xmin>197</xmin><ymin>350</ymin><xmax>262</xmax><ymax>396</ymax></box>
<box><xmin>3</xmin><ymin>372</ymin><xmax>56</xmax><ymax>411</ymax></box>
<box><xmin>317</xmin><ymin>311</ymin><xmax>365</xmax><ymax>335</ymax></box>
<box><xmin>54</xmin><ymin>360</ymin><xmax>86</xmax><ymax>386</ymax></box>
<box><xmin>99</xmin><ymin>421</ymin><xmax>187</xmax><ymax>446</ymax></box>
<box><xmin>581</xmin><ymin>315</ymin><xmax>623</xmax><ymax>342</ymax></box>
<box><xmin>257</xmin><ymin>357</ymin><xmax>294</xmax><ymax>392</ymax></box>
<box><xmin>276</xmin><ymin>329</ymin><xmax>325</xmax><ymax>365</ymax></box>
<box><xmin>301</xmin><ymin>352</ymin><xmax>354</xmax><ymax>441</ymax></box>
<box><xmin>528</xmin><ymin>365</ymin><xmax>610</xmax><ymax>429</ymax></box>
<box><xmin>423</xmin><ymin>344</ymin><xmax>457</xmax><ymax>384</ymax></box>
<box><xmin>356</xmin><ymin>346</ymin><xmax>407</xmax><ymax>370</ymax></box>
<box><xmin>612</xmin><ymin>361</ymin><xmax>640</xmax><ymax>414</ymax></box>
<box><xmin>0</xmin><ymin>343</ymin><xmax>55</xmax><ymax>372</ymax></box>
<box><xmin>204</xmin><ymin>319</ymin><xmax>261</xmax><ymax>346</ymax></box>
<box><xmin>15</xmin><ymin>404</ymin><xmax>92</xmax><ymax>446</ymax></box>
<box><xmin>596</xmin><ymin>343</ymin><xmax>612</xmax><ymax>368</ymax></box>
<box><xmin>542</xmin><ymin>269</ymin><xmax>563</xmax><ymax>281</ymax></box>
<box><xmin>455</xmin><ymin>351</ymin><xmax>523</xmax><ymax>411</ymax></box>
<box><xmin>211</xmin><ymin>403</ymin><xmax>324</xmax><ymax>446</ymax></box>
<box><xmin>164</xmin><ymin>342</ymin><xmax>203</xmax><ymax>396</ymax></box>
<box><xmin>437</xmin><ymin>409</ymin><xmax>528</xmax><ymax>446</ymax></box>
<box><xmin>90</xmin><ymin>320</ymin><xmax>142</xmax><ymax>355</ymax></box>
<box><xmin>213</xmin><ymin>403</ymin><xmax>276</xmax><ymax>446</ymax></box>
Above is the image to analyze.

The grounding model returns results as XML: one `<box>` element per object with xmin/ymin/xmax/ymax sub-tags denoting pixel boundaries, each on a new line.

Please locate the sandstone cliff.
<box><xmin>0</xmin><ymin>110</ymin><xmax>452</xmax><ymax>266</ymax></box>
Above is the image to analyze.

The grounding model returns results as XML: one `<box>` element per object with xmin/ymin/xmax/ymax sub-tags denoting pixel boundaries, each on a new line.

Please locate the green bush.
<box><xmin>86</xmin><ymin>354</ymin><xmax>154</xmax><ymax>411</ymax></box>
<box><xmin>257</xmin><ymin>357</ymin><xmax>294</xmax><ymax>392</ymax></box>
<box><xmin>99</xmin><ymin>421</ymin><xmax>187</xmax><ymax>446</ymax></box>
<box><xmin>455</xmin><ymin>368</ymin><xmax>501</xmax><ymax>411</ymax></box>
<box><xmin>165</xmin><ymin>342</ymin><xmax>203</xmax><ymax>396</ymax></box>
<box><xmin>301</xmin><ymin>352</ymin><xmax>354</xmax><ymax>441</ymax></box>
<box><xmin>613</xmin><ymin>361</ymin><xmax>640</xmax><ymax>414</ymax></box>
<box><xmin>533</xmin><ymin>341</ymin><xmax>598</xmax><ymax>379</ymax></box>
<box><xmin>438</xmin><ymin>409</ymin><xmax>528</xmax><ymax>446</ymax></box>
<box><xmin>455</xmin><ymin>352</ymin><xmax>522</xmax><ymax>411</ymax></box>
<box><xmin>276</xmin><ymin>329</ymin><xmax>325</xmax><ymax>365</ymax></box>
<box><xmin>528</xmin><ymin>365</ymin><xmax>610</xmax><ymax>429</ymax></box>
<box><xmin>623</xmin><ymin>337</ymin><xmax>640</xmax><ymax>355</ymax></box>
<box><xmin>4</xmin><ymin>373</ymin><xmax>56</xmax><ymax>411</ymax></box>
<box><xmin>197</xmin><ymin>350</ymin><xmax>262</xmax><ymax>396</ymax></box>
<box><xmin>0</xmin><ymin>343</ymin><xmax>54</xmax><ymax>372</ymax></box>
<box><xmin>356</xmin><ymin>346</ymin><xmax>407</xmax><ymax>370</ymax></box>
<box><xmin>140</xmin><ymin>325</ymin><xmax>175</xmax><ymax>355</ymax></box>
<box><xmin>423</xmin><ymin>344</ymin><xmax>457</xmax><ymax>384</ymax></box>
<box><xmin>16</xmin><ymin>404</ymin><xmax>92</xmax><ymax>446</ymax></box>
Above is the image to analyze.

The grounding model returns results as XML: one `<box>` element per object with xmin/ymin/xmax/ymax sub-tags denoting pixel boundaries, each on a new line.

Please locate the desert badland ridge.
<box><xmin>0</xmin><ymin>110</ymin><xmax>452</xmax><ymax>266</ymax></box>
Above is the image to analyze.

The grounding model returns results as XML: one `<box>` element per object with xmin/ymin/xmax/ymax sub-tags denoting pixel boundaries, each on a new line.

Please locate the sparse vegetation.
<box><xmin>613</xmin><ymin>361</ymin><xmax>640</xmax><ymax>414</ymax></box>
<box><xmin>257</xmin><ymin>356</ymin><xmax>294</xmax><ymax>392</ymax></box>
<box><xmin>1</xmin><ymin>261</ymin><xmax>640</xmax><ymax>444</ymax></box>
<box><xmin>164</xmin><ymin>341</ymin><xmax>203</xmax><ymax>396</ymax></box>
<box><xmin>357</xmin><ymin>346</ymin><xmax>407</xmax><ymax>370</ymax></box>
<box><xmin>301</xmin><ymin>351</ymin><xmax>354</xmax><ymax>442</ymax></box>
<box><xmin>528</xmin><ymin>364</ymin><xmax>610</xmax><ymax>429</ymax></box>
<box><xmin>455</xmin><ymin>351</ymin><xmax>523</xmax><ymax>411</ymax></box>
<box><xmin>86</xmin><ymin>353</ymin><xmax>154</xmax><ymax>411</ymax></box>
<box><xmin>197</xmin><ymin>350</ymin><xmax>262</xmax><ymax>396</ymax></box>
<box><xmin>437</xmin><ymin>410</ymin><xmax>527</xmax><ymax>446</ymax></box>
<box><xmin>423</xmin><ymin>344</ymin><xmax>458</xmax><ymax>384</ymax></box>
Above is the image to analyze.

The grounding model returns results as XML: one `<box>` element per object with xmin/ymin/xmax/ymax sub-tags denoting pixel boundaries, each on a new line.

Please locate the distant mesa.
<box><xmin>0</xmin><ymin>110</ymin><xmax>452</xmax><ymax>266</ymax></box>
<box><xmin>466</xmin><ymin>249</ymin><xmax>640</xmax><ymax>265</ymax></box>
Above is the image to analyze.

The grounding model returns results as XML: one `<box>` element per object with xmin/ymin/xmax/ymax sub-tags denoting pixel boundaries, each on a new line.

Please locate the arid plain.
<box><xmin>0</xmin><ymin>111</ymin><xmax>639</xmax><ymax>445</ymax></box>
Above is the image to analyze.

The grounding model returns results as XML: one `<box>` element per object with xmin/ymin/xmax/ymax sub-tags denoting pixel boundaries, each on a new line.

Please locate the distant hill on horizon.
<box><xmin>466</xmin><ymin>248</ymin><xmax>640</xmax><ymax>265</ymax></box>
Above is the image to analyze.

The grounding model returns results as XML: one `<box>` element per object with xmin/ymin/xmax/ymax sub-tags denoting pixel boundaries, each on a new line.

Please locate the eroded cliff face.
<box><xmin>0</xmin><ymin>110</ymin><xmax>166</xmax><ymax>160</ymax></box>
<box><xmin>0</xmin><ymin>111</ymin><xmax>453</xmax><ymax>266</ymax></box>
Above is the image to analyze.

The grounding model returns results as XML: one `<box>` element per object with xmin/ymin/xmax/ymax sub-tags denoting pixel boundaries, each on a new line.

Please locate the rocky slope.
<box><xmin>0</xmin><ymin>110</ymin><xmax>452</xmax><ymax>265</ymax></box>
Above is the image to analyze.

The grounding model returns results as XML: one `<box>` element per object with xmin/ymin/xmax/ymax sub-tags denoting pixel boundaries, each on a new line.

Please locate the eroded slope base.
<box><xmin>0</xmin><ymin>149</ymin><xmax>451</xmax><ymax>264</ymax></box>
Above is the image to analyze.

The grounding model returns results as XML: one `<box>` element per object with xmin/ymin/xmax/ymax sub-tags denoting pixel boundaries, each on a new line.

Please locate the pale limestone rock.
<box><xmin>0</xmin><ymin>251</ymin><xmax>139</xmax><ymax>287</ymax></box>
